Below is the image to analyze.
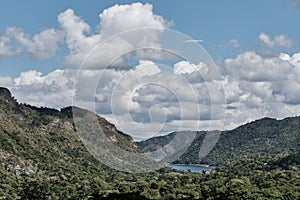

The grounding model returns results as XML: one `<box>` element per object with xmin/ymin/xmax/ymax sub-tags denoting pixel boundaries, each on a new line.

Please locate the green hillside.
<box><xmin>0</xmin><ymin>87</ymin><xmax>138</xmax><ymax>198</ymax></box>
<box><xmin>199</xmin><ymin>117</ymin><xmax>300</xmax><ymax>166</ymax></box>
<box><xmin>138</xmin><ymin>117</ymin><xmax>300</xmax><ymax>166</ymax></box>
<box><xmin>1</xmin><ymin>87</ymin><xmax>299</xmax><ymax>199</ymax></box>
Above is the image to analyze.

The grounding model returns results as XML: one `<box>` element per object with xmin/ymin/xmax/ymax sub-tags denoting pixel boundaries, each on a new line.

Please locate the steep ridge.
<box><xmin>0</xmin><ymin>88</ymin><xmax>139</xmax><ymax>198</ymax></box>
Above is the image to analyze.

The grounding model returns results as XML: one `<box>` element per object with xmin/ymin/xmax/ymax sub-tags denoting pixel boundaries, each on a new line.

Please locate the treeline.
<box><xmin>1</xmin><ymin>153</ymin><xmax>299</xmax><ymax>199</ymax></box>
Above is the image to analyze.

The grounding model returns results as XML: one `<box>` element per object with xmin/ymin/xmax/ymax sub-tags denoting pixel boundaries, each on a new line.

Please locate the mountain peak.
<box><xmin>0</xmin><ymin>87</ymin><xmax>15</xmax><ymax>103</ymax></box>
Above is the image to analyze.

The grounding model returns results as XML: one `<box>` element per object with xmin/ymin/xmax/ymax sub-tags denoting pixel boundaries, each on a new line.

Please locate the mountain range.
<box><xmin>137</xmin><ymin>117</ymin><xmax>300</xmax><ymax>166</ymax></box>
<box><xmin>0</xmin><ymin>87</ymin><xmax>299</xmax><ymax>199</ymax></box>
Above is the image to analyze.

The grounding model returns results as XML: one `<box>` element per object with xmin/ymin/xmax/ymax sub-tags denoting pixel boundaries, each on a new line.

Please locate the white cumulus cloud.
<box><xmin>58</xmin><ymin>3</ymin><xmax>172</xmax><ymax>69</ymax></box>
<box><xmin>11</xmin><ymin>70</ymin><xmax>73</xmax><ymax>108</ymax></box>
<box><xmin>26</xmin><ymin>29</ymin><xmax>64</xmax><ymax>60</ymax></box>
<box><xmin>222</xmin><ymin>49</ymin><xmax>300</xmax><ymax>129</ymax></box>
<box><xmin>259</xmin><ymin>32</ymin><xmax>293</xmax><ymax>49</ymax></box>
<box><xmin>225</xmin><ymin>51</ymin><xmax>292</xmax><ymax>82</ymax></box>
<box><xmin>0</xmin><ymin>26</ymin><xmax>63</xmax><ymax>60</ymax></box>
<box><xmin>258</xmin><ymin>33</ymin><xmax>294</xmax><ymax>56</ymax></box>
<box><xmin>0</xmin><ymin>27</ymin><xmax>25</xmax><ymax>58</ymax></box>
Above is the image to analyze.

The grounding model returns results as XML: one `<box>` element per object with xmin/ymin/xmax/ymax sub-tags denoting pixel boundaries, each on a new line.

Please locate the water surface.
<box><xmin>168</xmin><ymin>164</ymin><xmax>211</xmax><ymax>173</ymax></box>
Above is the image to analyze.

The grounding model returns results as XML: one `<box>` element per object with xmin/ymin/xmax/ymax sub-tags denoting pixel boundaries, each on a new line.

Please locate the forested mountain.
<box><xmin>199</xmin><ymin>117</ymin><xmax>300</xmax><ymax>166</ymax></box>
<box><xmin>0</xmin><ymin>87</ymin><xmax>139</xmax><ymax>198</ymax></box>
<box><xmin>138</xmin><ymin>117</ymin><xmax>300</xmax><ymax>166</ymax></box>
<box><xmin>1</xmin><ymin>87</ymin><xmax>299</xmax><ymax>199</ymax></box>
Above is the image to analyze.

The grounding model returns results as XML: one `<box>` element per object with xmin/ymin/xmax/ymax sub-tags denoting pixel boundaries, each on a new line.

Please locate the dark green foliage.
<box><xmin>23</xmin><ymin>104</ymin><xmax>60</xmax><ymax>117</ymax></box>
<box><xmin>139</xmin><ymin>117</ymin><xmax>300</xmax><ymax>166</ymax></box>
<box><xmin>0</xmin><ymin>89</ymin><xmax>139</xmax><ymax>199</ymax></box>
<box><xmin>174</xmin><ymin>132</ymin><xmax>207</xmax><ymax>164</ymax></box>
<box><xmin>201</xmin><ymin>117</ymin><xmax>300</xmax><ymax>166</ymax></box>
<box><xmin>0</xmin><ymin>88</ymin><xmax>299</xmax><ymax>199</ymax></box>
<box><xmin>268</xmin><ymin>151</ymin><xmax>300</xmax><ymax>170</ymax></box>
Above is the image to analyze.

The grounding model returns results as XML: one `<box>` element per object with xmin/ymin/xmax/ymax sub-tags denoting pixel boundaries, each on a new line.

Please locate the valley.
<box><xmin>0</xmin><ymin>87</ymin><xmax>299</xmax><ymax>199</ymax></box>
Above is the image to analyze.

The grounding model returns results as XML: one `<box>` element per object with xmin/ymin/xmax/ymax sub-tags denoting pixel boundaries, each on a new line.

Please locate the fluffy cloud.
<box><xmin>174</xmin><ymin>61</ymin><xmax>222</xmax><ymax>83</ymax></box>
<box><xmin>222</xmin><ymin>50</ymin><xmax>300</xmax><ymax>129</ymax></box>
<box><xmin>99</xmin><ymin>3</ymin><xmax>169</xmax><ymax>38</ymax></box>
<box><xmin>58</xmin><ymin>3</ymin><xmax>171</xmax><ymax>69</ymax></box>
<box><xmin>57</xmin><ymin>55</ymin><xmax>224</xmax><ymax>139</ymax></box>
<box><xmin>224</xmin><ymin>51</ymin><xmax>292</xmax><ymax>82</ymax></box>
<box><xmin>5</xmin><ymin>46</ymin><xmax>300</xmax><ymax>140</ymax></box>
<box><xmin>11</xmin><ymin>70</ymin><xmax>73</xmax><ymax>108</ymax></box>
<box><xmin>0</xmin><ymin>36</ymin><xmax>17</xmax><ymax>58</ymax></box>
<box><xmin>0</xmin><ymin>27</ymin><xmax>63</xmax><ymax>60</ymax></box>
<box><xmin>1</xmin><ymin>2</ymin><xmax>171</xmax><ymax>68</ymax></box>
<box><xmin>281</xmin><ymin>52</ymin><xmax>300</xmax><ymax>68</ymax></box>
<box><xmin>26</xmin><ymin>29</ymin><xmax>64</xmax><ymax>60</ymax></box>
<box><xmin>0</xmin><ymin>27</ymin><xmax>25</xmax><ymax>58</ymax></box>
<box><xmin>174</xmin><ymin>61</ymin><xmax>207</xmax><ymax>75</ymax></box>
<box><xmin>2</xmin><ymin>2</ymin><xmax>172</xmax><ymax>65</ymax></box>
<box><xmin>258</xmin><ymin>33</ymin><xmax>294</xmax><ymax>56</ymax></box>
<box><xmin>84</xmin><ymin>59</ymin><xmax>225</xmax><ymax>138</ymax></box>
<box><xmin>58</xmin><ymin>9</ymin><xmax>98</xmax><ymax>55</ymax></box>
<box><xmin>10</xmin><ymin>38</ymin><xmax>300</xmax><ymax>139</ymax></box>
<box><xmin>259</xmin><ymin>33</ymin><xmax>293</xmax><ymax>49</ymax></box>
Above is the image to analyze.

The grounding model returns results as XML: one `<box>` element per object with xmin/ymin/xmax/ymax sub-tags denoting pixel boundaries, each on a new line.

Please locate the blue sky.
<box><xmin>1</xmin><ymin>1</ymin><xmax>300</xmax><ymax>138</ymax></box>
<box><xmin>1</xmin><ymin>0</ymin><xmax>300</xmax><ymax>77</ymax></box>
